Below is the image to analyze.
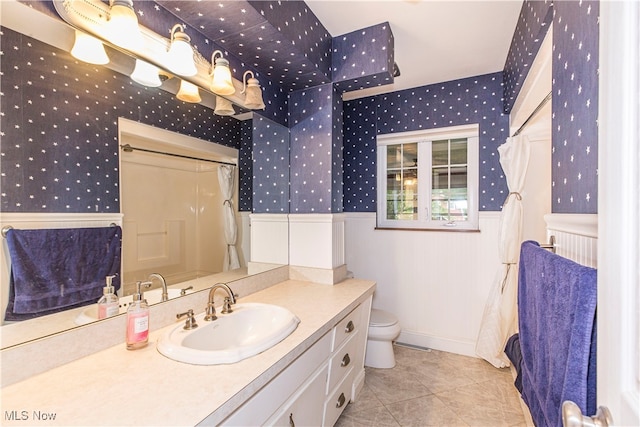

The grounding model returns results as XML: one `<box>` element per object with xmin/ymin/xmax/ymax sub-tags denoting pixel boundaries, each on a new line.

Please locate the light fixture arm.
<box><xmin>210</xmin><ymin>50</ymin><xmax>225</xmax><ymax>75</ymax></box>
<box><xmin>242</xmin><ymin>70</ymin><xmax>255</xmax><ymax>94</ymax></box>
<box><xmin>169</xmin><ymin>24</ymin><xmax>191</xmax><ymax>46</ymax></box>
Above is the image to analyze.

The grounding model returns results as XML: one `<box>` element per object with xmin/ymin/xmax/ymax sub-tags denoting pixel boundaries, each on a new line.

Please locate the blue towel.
<box><xmin>518</xmin><ymin>241</ymin><xmax>597</xmax><ymax>427</ymax></box>
<box><xmin>4</xmin><ymin>226</ymin><xmax>121</xmax><ymax>321</ymax></box>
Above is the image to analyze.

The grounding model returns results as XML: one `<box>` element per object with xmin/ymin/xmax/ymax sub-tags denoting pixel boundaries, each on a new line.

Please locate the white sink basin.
<box><xmin>157</xmin><ymin>303</ymin><xmax>300</xmax><ymax>365</ymax></box>
<box><xmin>74</xmin><ymin>288</ymin><xmax>190</xmax><ymax>325</ymax></box>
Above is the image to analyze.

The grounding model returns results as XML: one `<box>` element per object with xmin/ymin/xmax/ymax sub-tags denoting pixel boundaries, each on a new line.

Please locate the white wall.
<box><xmin>344</xmin><ymin>212</ymin><xmax>500</xmax><ymax>357</ymax></box>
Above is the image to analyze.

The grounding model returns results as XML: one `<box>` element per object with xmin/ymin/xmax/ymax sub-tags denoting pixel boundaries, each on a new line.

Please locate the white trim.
<box><xmin>543</xmin><ymin>214</ymin><xmax>598</xmax><ymax>238</ymax></box>
<box><xmin>598</xmin><ymin>1</ymin><xmax>640</xmax><ymax>424</ymax></box>
<box><xmin>376</xmin><ymin>124</ymin><xmax>479</xmax><ymax>145</ymax></box>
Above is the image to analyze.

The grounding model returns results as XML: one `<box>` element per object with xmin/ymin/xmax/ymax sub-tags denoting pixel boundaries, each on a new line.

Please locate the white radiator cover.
<box><xmin>544</xmin><ymin>214</ymin><xmax>598</xmax><ymax>268</ymax></box>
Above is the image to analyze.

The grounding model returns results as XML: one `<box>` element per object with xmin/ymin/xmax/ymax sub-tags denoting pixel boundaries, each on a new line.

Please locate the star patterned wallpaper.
<box><xmin>251</xmin><ymin>115</ymin><xmax>290</xmax><ymax>213</ymax></box>
<box><xmin>3</xmin><ymin>0</ymin><xmax>600</xmax><ymax>217</ymax></box>
<box><xmin>289</xmin><ymin>84</ymin><xmax>343</xmax><ymax>213</ymax></box>
<box><xmin>0</xmin><ymin>27</ymin><xmax>241</xmax><ymax>213</ymax></box>
<box><xmin>551</xmin><ymin>0</ymin><xmax>599</xmax><ymax>214</ymax></box>
<box><xmin>239</xmin><ymin>119</ymin><xmax>253</xmax><ymax>212</ymax></box>
<box><xmin>332</xmin><ymin>22</ymin><xmax>395</xmax><ymax>93</ymax></box>
<box><xmin>503</xmin><ymin>0</ymin><xmax>553</xmax><ymax>114</ymax></box>
<box><xmin>343</xmin><ymin>72</ymin><xmax>509</xmax><ymax>212</ymax></box>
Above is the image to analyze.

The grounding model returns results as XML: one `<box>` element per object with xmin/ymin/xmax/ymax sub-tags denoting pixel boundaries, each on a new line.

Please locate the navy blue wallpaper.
<box><xmin>332</xmin><ymin>22</ymin><xmax>395</xmax><ymax>93</ymax></box>
<box><xmin>251</xmin><ymin>114</ymin><xmax>290</xmax><ymax>213</ymax></box>
<box><xmin>503</xmin><ymin>0</ymin><xmax>553</xmax><ymax>113</ymax></box>
<box><xmin>343</xmin><ymin>72</ymin><xmax>509</xmax><ymax>212</ymax></box>
<box><xmin>552</xmin><ymin>0</ymin><xmax>599</xmax><ymax>214</ymax></box>
<box><xmin>239</xmin><ymin>119</ymin><xmax>253</xmax><ymax>212</ymax></box>
<box><xmin>0</xmin><ymin>27</ymin><xmax>241</xmax><ymax>213</ymax></box>
<box><xmin>289</xmin><ymin>84</ymin><xmax>343</xmax><ymax>213</ymax></box>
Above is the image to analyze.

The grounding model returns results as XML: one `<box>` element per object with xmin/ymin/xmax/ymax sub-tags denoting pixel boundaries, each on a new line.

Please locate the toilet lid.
<box><xmin>370</xmin><ymin>309</ymin><xmax>397</xmax><ymax>327</ymax></box>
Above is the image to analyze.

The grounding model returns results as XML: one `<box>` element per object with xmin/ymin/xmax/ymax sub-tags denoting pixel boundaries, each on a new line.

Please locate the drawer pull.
<box><xmin>289</xmin><ymin>413</ymin><xmax>295</xmax><ymax>427</ymax></box>
<box><xmin>336</xmin><ymin>392</ymin><xmax>346</xmax><ymax>408</ymax></box>
<box><xmin>341</xmin><ymin>353</ymin><xmax>351</xmax><ymax>367</ymax></box>
<box><xmin>344</xmin><ymin>320</ymin><xmax>355</xmax><ymax>333</ymax></box>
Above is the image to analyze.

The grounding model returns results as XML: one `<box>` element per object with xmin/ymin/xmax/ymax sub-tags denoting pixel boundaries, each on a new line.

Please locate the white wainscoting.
<box><xmin>344</xmin><ymin>211</ymin><xmax>501</xmax><ymax>357</ymax></box>
<box><xmin>249</xmin><ymin>213</ymin><xmax>289</xmax><ymax>265</ymax></box>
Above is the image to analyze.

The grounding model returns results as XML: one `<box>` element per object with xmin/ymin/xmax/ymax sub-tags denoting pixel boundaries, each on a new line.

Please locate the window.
<box><xmin>376</xmin><ymin>125</ymin><xmax>479</xmax><ymax>230</ymax></box>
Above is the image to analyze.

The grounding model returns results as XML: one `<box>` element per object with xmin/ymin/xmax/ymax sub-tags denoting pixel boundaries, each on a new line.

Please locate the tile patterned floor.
<box><xmin>336</xmin><ymin>345</ymin><xmax>529</xmax><ymax>427</ymax></box>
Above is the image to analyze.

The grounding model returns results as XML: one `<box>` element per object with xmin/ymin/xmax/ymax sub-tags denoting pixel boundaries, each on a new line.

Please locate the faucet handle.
<box><xmin>177</xmin><ymin>309</ymin><xmax>198</xmax><ymax>330</ymax></box>
<box><xmin>180</xmin><ymin>285</ymin><xmax>193</xmax><ymax>296</ymax></box>
<box><xmin>222</xmin><ymin>297</ymin><xmax>234</xmax><ymax>314</ymax></box>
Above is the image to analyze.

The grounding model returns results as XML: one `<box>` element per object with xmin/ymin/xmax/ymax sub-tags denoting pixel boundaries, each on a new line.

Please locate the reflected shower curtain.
<box><xmin>475</xmin><ymin>134</ymin><xmax>531</xmax><ymax>368</ymax></box>
<box><xmin>218</xmin><ymin>165</ymin><xmax>240</xmax><ymax>271</ymax></box>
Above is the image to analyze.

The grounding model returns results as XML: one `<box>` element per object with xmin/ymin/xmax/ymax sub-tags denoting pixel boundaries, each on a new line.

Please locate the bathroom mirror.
<box><xmin>0</xmin><ymin>2</ymin><xmax>287</xmax><ymax>349</ymax></box>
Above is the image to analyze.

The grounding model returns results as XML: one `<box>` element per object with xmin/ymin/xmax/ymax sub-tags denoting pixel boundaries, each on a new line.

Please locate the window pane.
<box><xmin>403</xmin><ymin>143</ymin><xmax>418</xmax><ymax>167</ymax></box>
<box><xmin>387</xmin><ymin>145</ymin><xmax>402</xmax><ymax>169</ymax></box>
<box><xmin>431</xmin><ymin>190</ymin><xmax>449</xmax><ymax>221</ymax></box>
<box><xmin>450</xmin><ymin>138</ymin><xmax>467</xmax><ymax>164</ymax></box>
<box><xmin>450</xmin><ymin>166</ymin><xmax>467</xmax><ymax>189</ymax></box>
<box><xmin>432</xmin><ymin>167</ymin><xmax>449</xmax><ymax>190</ymax></box>
<box><xmin>432</xmin><ymin>140</ymin><xmax>448</xmax><ymax>166</ymax></box>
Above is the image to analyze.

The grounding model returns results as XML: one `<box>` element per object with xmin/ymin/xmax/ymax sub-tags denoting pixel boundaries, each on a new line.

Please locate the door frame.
<box><xmin>598</xmin><ymin>1</ymin><xmax>640</xmax><ymax>424</ymax></box>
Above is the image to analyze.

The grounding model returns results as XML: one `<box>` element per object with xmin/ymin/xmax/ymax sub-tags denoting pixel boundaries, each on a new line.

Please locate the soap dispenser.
<box><xmin>97</xmin><ymin>275</ymin><xmax>119</xmax><ymax>320</ymax></box>
<box><xmin>126</xmin><ymin>281</ymin><xmax>151</xmax><ymax>350</ymax></box>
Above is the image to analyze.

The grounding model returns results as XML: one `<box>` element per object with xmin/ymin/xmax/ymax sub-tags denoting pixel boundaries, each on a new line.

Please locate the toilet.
<box><xmin>365</xmin><ymin>309</ymin><xmax>401</xmax><ymax>368</ymax></box>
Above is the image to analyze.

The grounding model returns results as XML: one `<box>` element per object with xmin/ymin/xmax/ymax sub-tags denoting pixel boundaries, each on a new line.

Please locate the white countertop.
<box><xmin>0</xmin><ymin>279</ymin><xmax>375</xmax><ymax>426</ymax></box>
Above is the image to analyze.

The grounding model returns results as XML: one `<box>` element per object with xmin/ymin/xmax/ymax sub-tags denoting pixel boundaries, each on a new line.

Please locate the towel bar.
<box><xmin>539</xmin><ymin>235</ymin><xmax>556</xmax><ymax>254</ymax></box>
<box><xmin>2</xmin><ymin>223</ymin><xmax>119</xmax><ymax>238</ymax></box>
<box><xmin>1</xmin><ymin>226</ymin><xmax>13</xmax><ymax>238</ymax></box>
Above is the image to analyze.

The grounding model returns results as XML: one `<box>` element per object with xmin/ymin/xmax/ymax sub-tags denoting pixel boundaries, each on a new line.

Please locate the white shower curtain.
<box><xmin>218</xmin><ymin>165</ymin><xmax>240</xmax><ymax>271</ymax></box>
<box><xmin>475</xmin><ymin>134</ymin><xmax>531</xmax><ymax>368</ymax></box>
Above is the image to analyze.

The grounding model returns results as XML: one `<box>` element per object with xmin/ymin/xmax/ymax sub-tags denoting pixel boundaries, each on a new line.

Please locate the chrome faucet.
<box><xmin>148</xmin><ymin>273</ymin><xmax>168</xmax><ymax>302</ymax></box>
<box><xmin>204</xmin><ymin>283</ymin><xmax>237</xmax><ymax>321</ymax></box>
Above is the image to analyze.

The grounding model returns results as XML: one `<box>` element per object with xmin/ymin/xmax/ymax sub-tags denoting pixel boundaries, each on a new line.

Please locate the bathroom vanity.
<box><xmin>0</xmin><ymin>277</ymin><xmax>375</xmax><ymax>426</ymax></box>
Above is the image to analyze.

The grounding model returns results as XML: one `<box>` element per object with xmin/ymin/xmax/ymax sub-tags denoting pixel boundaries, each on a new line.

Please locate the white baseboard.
<box><xmin>397</xmin><ymin>330</ymin><xmax>477</xmax><ymax>358</ymax></box>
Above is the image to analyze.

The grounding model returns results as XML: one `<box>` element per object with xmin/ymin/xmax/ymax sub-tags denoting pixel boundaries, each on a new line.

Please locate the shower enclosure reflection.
<box><xmin>119</xmin><ymin>119</ymin><xmax>240</xmax><ymax>296</ymax></box>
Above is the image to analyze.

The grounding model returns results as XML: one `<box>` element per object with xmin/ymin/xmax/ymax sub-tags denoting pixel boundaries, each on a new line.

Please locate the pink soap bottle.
<box><xmin>126</xmin><ymin>281</ymin><xmax>151</xmax><ymax>350</ymax></box>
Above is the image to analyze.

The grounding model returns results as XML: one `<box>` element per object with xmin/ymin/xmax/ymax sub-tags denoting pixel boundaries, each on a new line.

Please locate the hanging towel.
<box><xmin>4</xmin><ymin>226</ymin><xmax>122</xmax><ymax>321</ymax></box>
<box><xmin>518</xmin><ymin>241</ymin><xmax>597</xmax><ymax>427</ymax></box>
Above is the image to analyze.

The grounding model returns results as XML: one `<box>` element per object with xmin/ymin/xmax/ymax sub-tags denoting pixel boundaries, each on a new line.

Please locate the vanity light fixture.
<box><xmin>106</xmin><ymin>0</ymin><xmax>143</xmax><ymax>50</ymax></box>
<box><xmin>176</xmin><ymin>79</ymin><xmax>202</xmax><ymax>103</ymax></box>
<box><xmin>130</xmin><ymin>59</ymin><xmax>162</xmax><ymax>87</ymax></box>
<box><xmin>70</xmin><ymin>30</ymin><xmax>109</xmax><ymax>65</ymax></box>
<box><xmin>214</xmin><ymin>95</ymin><xmax>235</xmax><ymax>116</ymax></box>
<box><xmin>241</xmin><ymin>71</ymin><xmax>266</xmax><ymax>110</ymax></box>
<box><xmin>210</xmin><ymin>50</ymin><xmax>235</xmax><ymax>96</ymax></box>
<box><xmin>167</xmin><ymin>24</ymin><xmax>197</xmax><ymax>77</ymax></box>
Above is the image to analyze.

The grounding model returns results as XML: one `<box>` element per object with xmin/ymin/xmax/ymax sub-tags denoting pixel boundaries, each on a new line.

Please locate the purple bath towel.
<box><xmin>5</xmin><ymin>226</ymin><xmax>121</xmax><ymax>321</ymax></box>
<box><xmin>518</xmin><ymin>241</ymin><xmax>597</xmax><ymax>427</ymax></box>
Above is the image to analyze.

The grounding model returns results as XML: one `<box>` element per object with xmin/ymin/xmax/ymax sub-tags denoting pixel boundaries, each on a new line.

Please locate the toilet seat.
<box><xmin>369</xmin><ymin>309</ymin><xmax>397</xmax><ymax>327</ymax></box>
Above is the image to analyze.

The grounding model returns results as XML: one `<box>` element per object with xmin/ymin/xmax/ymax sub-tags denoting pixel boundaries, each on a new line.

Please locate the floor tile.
<box><xmin>336</xmin><ymin>345</ymin><xmax>527</xmax><ymax>427</ymax></box>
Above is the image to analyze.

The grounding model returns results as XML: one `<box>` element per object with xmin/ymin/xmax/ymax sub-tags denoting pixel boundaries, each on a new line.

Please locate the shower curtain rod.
<box><xmin>120</xmin><ymin>144</ymin><xmax>236</xmax><ymax>166</ymax></box>
<box><xmin>511</xmin><ymin>91</ymin><xmax>552</xmax><ymax>137</ymax></box>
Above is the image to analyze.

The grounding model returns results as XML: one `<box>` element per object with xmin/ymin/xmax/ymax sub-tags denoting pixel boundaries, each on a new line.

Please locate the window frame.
<box><xmin>376</xmin><ymin>124</ymin><xmax>480</xmax><ymax>231</ymax></box>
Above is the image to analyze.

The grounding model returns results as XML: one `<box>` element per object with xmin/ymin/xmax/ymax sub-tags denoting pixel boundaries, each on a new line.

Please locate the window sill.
<box><xmin>374</xmin><ymin>226</ymin><xmax>481</xmax><ymax>233</ymax></box>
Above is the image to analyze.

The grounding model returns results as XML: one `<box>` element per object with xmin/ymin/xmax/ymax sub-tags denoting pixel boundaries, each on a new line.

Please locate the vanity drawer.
<box><xmin>326</xmin><ymin>330</ymin><xmax>359</xmax><ymax>394</ymax></box>
<box><xmin>332</xmin><ymin>304</ymin><xmax>362</xmax><ymax>351</ymax></box>
<box><xmin>323</xmin><ymin>366</ymin><xmax>355</xmax><ymax>427</ymax></box>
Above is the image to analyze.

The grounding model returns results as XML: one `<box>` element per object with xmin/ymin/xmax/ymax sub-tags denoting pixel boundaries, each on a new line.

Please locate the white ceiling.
<box><xmin>306</xmin><ymin>0</ymin><xmax>523</xmax><ymax>100</ymax></box>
